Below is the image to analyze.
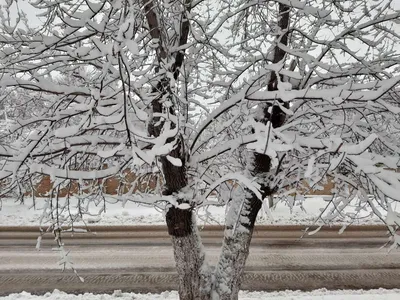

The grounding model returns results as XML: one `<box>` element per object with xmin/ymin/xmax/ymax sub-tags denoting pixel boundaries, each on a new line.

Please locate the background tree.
<box><xmin>1</xmin><ymin>0</ymin><xmax>400</xmax><ymax>299</ymax></box>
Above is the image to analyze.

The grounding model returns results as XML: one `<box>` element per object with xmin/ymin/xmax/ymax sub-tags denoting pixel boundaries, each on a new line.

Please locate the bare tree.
<box><xmin>1</xmin><ymin>0</ymin><xmax>400</xmax><ymax>299</ymax></box>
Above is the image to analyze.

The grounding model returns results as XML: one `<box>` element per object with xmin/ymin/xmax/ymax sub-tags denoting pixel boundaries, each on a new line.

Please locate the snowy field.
<box><xmin>1</xmin><ymin>289</ymin><xmax>400</xmax><ymax>300</ymax></box>
<box><xmin>0</xmin><ymin>196</ymin><xmax>385</xmax><ymax>227</ymax></box>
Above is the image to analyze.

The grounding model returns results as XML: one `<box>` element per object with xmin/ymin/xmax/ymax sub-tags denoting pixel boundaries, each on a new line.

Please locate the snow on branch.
<box><xmin>0</xmin><ymin>0</ymin><xmax>399</xmax><ymax>233</ymax></box>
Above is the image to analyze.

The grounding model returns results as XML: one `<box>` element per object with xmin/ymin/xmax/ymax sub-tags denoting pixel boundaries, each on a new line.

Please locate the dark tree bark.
<box><xmin>143</xmin><ymin>1</ymin><xmax>211</xmax><ymax>299</ymax></box>
<box><xmin>213</xmin><ymin>4</ymin><xmax>291</xmax><ymax>300</ymax></box>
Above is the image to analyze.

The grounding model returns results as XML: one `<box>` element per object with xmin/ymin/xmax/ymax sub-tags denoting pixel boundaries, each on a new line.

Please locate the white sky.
<box><xmin>0</xmin><ymin>0</ymin><xmax>398</xmax><ymax>30</ymax></box>
<box><xmin>0</xmin><ymin>0</ymin><xmax>43</xmax><ymax>29</ymax></box>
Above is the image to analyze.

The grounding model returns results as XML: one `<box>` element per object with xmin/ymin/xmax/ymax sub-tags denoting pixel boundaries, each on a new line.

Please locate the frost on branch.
<box><xmin>0</xmin><ymin>0</ymin><xmax>399</xmax><ymax>237</ymax></box>
<box><xmin>188</xmin><ymin>0</ymin><xmax>400</xmax><ymax>233</ymax></box>
<box><xmin>1</xmin><ymin>0</ymin><xmax>400</xmax><ymax>297</ymax></box>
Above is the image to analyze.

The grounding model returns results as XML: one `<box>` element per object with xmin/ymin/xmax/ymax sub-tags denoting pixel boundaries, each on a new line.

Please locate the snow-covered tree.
<box><xmin>1</xmin><ymin>0</ymin><xmax>400</xmax><ymax>299</ymax></box>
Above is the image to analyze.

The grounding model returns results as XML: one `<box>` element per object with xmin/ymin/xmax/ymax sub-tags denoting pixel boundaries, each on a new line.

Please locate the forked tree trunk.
<box><xmin>143</xmin><ymin>1</ymin><xmax>289</xmax><ymax>298</ymax></box>
<box><xmin>166</xmin><ymin>194</ymin><xmax>261</xmax><ymax>300</ymax></box>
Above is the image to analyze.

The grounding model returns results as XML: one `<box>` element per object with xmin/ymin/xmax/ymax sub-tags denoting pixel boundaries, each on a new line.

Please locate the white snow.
<box><xmin>1</xmin><ymin>289</ymin><xmax>400</xmax><ymax>300</ymax></box>
<box><xmin>0</xmin><ymin>196</ymin><xmax>384</xmax><ymax>227</ymax></box>
<box><xmin>166</xmin><ymin>155</ymin><xmax>183</xmax><ymax>167</ymax></box>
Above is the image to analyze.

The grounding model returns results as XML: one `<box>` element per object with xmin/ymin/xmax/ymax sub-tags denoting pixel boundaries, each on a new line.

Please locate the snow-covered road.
<box><xmin>2</xmin><ymin>245</ymin><xmax>399</xmax><ymax>271</ymax></box>
<box><xmin>1</xmin><ymin>226</ymin><xmax>399</xmax><ymax>295</ymax></box>
<box><xmin>1</xmin><ymin>197</ymin><xmax>399</xmax><ymax>299</ymax></box>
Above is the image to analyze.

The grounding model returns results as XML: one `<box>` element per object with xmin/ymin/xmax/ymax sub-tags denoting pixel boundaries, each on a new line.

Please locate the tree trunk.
<box><xmin>167</xmin><ymin>193</ymin><xmax>262</xmax><ymax>300</ymax></box>
<box><xmin>143</xmin><ymin>1</ymin><xmax>289</xmax><ymax>298</ymax></box>
<box><xmin>210</xmin><ymin>5</ymin><xmax>290</xmax><ymax>299</ymax></box>
<box><xmin>167</xmin><ymin>207</ymin><xmax>212</xmax><ymax>300</ymax></box>
<box><xmin>212</xmin><ymin>194</ymin><xmax>262</xmax><ymax>300</ymax></box>
<box><xmin>157</xmin><ymin>146</ymin><xmax>212</xmax><ymax>300</ymax></box>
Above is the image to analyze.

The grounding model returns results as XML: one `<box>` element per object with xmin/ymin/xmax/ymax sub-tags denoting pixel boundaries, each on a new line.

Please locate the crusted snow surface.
<box><xmin>1</xmin><ymin>289</ymin><xmax>400</xmax><ymax>300</ymax></box>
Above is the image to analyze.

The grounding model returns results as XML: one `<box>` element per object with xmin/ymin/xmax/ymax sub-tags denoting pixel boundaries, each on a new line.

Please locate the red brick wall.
<box><xmin>24</xmin><ymin>173</ymin><xmax>336</xmax><ymax>197</ymax></box>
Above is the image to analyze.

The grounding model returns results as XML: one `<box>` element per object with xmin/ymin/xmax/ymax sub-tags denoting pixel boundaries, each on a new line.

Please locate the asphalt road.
<box><xmin>0</xmin><ymin>225</ymin><xmax>399</xmax><ymax>295</ymax></box>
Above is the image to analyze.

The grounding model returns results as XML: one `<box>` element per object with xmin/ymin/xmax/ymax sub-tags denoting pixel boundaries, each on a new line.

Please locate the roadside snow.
<box><xmin>1</xmin><ymin>289</ymin><xmax>400</xmax><ymax>300</ymax></box>
<box><xmin>0</xmin><ymin>196</ymin><xmax>384</xmax><ymax>227</ymax></box>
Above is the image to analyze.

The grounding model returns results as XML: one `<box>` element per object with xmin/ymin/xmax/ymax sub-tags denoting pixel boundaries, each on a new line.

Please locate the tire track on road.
<box><xmin>1</xmin><ymin>269</ymin><xmax>400</xmax><ymax>295</ymax></box>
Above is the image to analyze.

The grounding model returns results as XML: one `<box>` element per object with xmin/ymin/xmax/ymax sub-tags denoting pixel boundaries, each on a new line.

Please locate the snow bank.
<box><xmin>1</xmin><ymin>289</ymin><xmax>400</xmax><ymax>300</ymax></box>
<box><xmin>0</xmin><ymin>196</ymin><xmax>384</xmax><ymax>227</ymax></box>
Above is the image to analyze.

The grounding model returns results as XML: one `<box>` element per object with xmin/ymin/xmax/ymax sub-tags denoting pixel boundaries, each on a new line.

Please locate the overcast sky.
<box><xmin>1</xmin><ymin>0</ymin><xmax>399</xmax><ymax>30</ymax></box>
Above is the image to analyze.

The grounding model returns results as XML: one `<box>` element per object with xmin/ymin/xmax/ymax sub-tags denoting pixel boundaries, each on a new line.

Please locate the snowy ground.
<box><xmin>0</xmin><ymin>196</ymin><xmax>385</xmax><ymax>227</ymax></box>
<box><xmin>1</xmin><ymin>289</ymin><xmax>400</xmax><ymax>300</ymax></box>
